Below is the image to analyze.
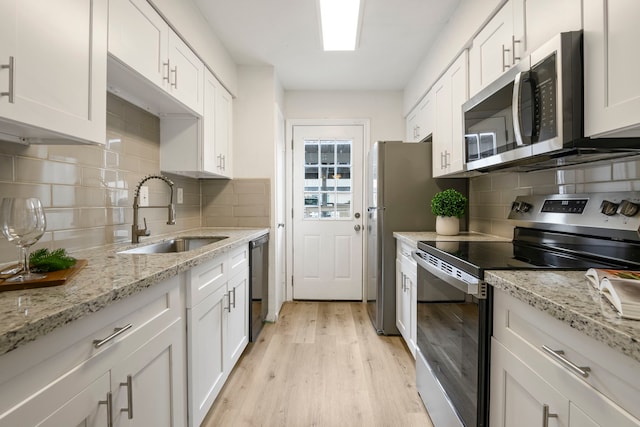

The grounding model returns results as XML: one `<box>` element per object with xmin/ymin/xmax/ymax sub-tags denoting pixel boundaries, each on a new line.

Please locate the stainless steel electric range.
<box><xmin>412</xmin><ymin>192</ymin><xmax>640</xmax><ymax>427</ymax></box>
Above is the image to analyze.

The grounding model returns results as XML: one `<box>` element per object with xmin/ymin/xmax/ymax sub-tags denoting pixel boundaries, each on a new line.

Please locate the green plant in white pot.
<box><xmin>431</xmin><ymin>188</ymin><xmax>467</xmax><ymax>236</ymax></box>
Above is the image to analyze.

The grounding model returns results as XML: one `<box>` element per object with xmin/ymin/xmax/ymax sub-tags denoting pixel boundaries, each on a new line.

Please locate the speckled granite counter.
<box><xmin>393</xmin><ymin>231</ymin><xmax>510</xmax><ymax>247</ymax></box>
<box><xmin>0</xmin><ymin>227</ymin><xmax>268</xmax><ymax>356</ymax></box>
<box><xmin>487</xmin><ymin>270</ymin><xmax>640</xmax><ymax>364</ymax></box>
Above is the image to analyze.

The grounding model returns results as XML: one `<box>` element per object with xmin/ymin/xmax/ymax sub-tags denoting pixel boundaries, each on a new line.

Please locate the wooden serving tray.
<box><xmin>0</xmin><ymin>259</ymin><xmax>88</xmax><ymax>292</ymax></box>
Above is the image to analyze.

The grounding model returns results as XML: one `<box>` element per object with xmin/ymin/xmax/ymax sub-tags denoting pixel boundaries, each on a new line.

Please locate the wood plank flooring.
<box><xmin>202</xmin><ymin>301</ymin><xmax>433</xmax><ymax>427</ymax></box>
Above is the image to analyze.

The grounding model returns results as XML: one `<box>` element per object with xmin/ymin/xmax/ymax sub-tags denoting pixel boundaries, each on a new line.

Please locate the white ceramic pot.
<box><xmin>436</xmin><ymin>216</ymin><xmax>460</xmax><ymax>236</ymax></box>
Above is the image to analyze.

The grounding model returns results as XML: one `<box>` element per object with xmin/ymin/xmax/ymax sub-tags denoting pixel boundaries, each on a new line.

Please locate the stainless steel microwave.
<box><xmin>463</xmin><ymin>31</ymin><xmax>640</xmax><ymax>173</ymax></box>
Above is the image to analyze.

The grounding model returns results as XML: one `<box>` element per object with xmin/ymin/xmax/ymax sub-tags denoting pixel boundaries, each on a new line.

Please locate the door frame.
<box><xmin>285</xmin><ymin>118</ymin><xmax>371</xmax><ymax>302</ymax></box>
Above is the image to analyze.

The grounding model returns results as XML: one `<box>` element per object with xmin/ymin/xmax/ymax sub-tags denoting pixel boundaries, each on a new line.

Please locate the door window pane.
<box><xmin>302</xmin><ymin>138</ymin><xmax>353</xmax><ymax>220</ymax></box>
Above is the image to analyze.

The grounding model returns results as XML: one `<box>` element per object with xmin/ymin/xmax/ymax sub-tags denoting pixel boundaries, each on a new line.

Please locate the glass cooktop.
<box><xmin>416</xmin><ymin>239</ymin><xmax>635</xmax><ymax>277</ymax></box>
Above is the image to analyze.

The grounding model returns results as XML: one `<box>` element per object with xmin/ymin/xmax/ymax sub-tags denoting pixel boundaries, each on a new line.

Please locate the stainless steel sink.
<box><xmin>118</xmin><ymin>236</ymin><xmax>228</xmax><ymax>254</ymax></box>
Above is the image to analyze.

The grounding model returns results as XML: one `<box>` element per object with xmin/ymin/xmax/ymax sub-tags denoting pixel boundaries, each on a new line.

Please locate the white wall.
<box><xmin>285</xmin><ymin>91</ymin><xmax>405</xmax><ymax>147</ymax></box>
<box><xmin>403</xmin><ymin>0</ymin><xmax>505</xmax><ymax>115</ymax></box>
<box><xmin>149</xmin><ymin>0</ymin><xmax>238</xmax><ymax>95</ymax></box>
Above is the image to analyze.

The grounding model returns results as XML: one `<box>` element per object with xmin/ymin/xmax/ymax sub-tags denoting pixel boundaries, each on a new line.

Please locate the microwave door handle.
<box><xmin>512</xmin><ymin>71</ymin><xmax>526</xmax><ymax>146</ymax></box>
<box><xmin>513</xmin><ymin>70</ymin><xmax>535</xmax><ymax>146</ymax></box>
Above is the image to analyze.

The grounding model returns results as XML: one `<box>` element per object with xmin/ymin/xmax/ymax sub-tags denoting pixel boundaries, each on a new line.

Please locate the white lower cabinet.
<box><xmin>396</xmin><ymin>240</ymin><xmax>417</xmax><ymax>358</ymax></box>
<box><xmin>186</xmin><ymin>244</ymin><xmax>249</xmax><ymax>427</ymax></box>
<box><xmin>490</xmin><ymin>290</ymin><xmax>640</xmax><ymax>427</ymax></box>
<box><xmin>0</xmin><ymin>276</ymin><xmax>186</xmax><ymax>427</ymax></box>
<box><xmin>111</xmin><ymin>320</ymin><xmax>185</xmax><ymax>427</ymax></box>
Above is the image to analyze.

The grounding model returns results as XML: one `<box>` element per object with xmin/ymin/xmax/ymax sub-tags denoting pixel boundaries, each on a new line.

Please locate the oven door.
<box><xmin>413</xmin><ymin>250</ymin><xmax>491</xmax><ymax>427</ymax></box>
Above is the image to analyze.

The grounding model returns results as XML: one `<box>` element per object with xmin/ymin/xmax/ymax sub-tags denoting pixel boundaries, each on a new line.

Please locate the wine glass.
<box><xmin>0</xmin><ymin>197</ymin><xmax>47</xmax><ymax>282</ymax></box>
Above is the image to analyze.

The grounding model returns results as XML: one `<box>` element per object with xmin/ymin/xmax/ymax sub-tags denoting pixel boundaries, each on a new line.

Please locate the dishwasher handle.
<box><xmin>250</xmin><ymin>233</ymin><xmax>269</xmax><ymax>249</ymax></box>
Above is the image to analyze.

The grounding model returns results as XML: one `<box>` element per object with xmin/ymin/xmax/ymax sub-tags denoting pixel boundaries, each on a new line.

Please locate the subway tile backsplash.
<box><xmin>469</xmin><ymin>157</ymin><xmax>640</xmax><ymax>238</ymax></box>
<box><xmin>0</xmin><ymin>93</ymin><xmax>270</xmax><ymax>264</ymax></box>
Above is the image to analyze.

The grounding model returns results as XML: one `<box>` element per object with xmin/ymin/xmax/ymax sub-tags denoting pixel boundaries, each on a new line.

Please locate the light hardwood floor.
<box><xmin>202</xmin><ymin>301</ymin><xmax>433</xmax><ymax>427</ymax></box>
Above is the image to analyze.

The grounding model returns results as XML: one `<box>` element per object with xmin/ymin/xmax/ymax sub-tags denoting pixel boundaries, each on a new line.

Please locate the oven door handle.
<box><xmin>412</xmin><ymin>250</ymin><xmax>480</xmax><ymax>296</ymax></box>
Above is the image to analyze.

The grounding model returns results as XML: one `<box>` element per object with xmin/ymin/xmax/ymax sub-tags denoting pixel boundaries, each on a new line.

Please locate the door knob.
<box><xmin>354</xmin><ymin>224</ymin><xmax>361</xmax><ymax>232</ymax></box>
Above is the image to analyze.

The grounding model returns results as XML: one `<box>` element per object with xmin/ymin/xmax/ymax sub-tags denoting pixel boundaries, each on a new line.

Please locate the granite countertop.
<box><xmin>487</xmin><ymin>270</ymin><xmax>640</xmax><ymax>364</ymax></box>
<box><xmin>393</xmin><ymin>231</ymin><xmax>511</xmax><ymax>247</ymax></box>
<box><xmin>0</xmin><ymin>227</ymin><xmax>269</xmax><ymax>356</ymax></box>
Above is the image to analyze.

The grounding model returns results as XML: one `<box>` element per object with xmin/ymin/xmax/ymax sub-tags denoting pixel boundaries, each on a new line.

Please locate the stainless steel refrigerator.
<box><xmin>366</xmin><ymin>141</ymin><xmax>467</xmax><ymax>335</ymax></box>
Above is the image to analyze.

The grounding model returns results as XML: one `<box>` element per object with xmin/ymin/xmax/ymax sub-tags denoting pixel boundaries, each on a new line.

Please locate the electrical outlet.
<box><xmin>139</xmin><ymin>185</ymin><xmax>149</xmax><ymax>207</ymax></box>
<box><xmin>177</xmin><ymin>188</ymin><xmax>184</xmax><ymax>204</ymax></box>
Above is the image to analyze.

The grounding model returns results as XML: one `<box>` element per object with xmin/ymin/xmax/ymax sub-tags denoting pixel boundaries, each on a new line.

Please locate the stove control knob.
<box><xmin>600</xmin><ymin>200</ymin><xmax>619</xmax><ymax>216</ymax></box>
<box><xmin>511</xmin><ymin>201</ymin><xmax>532</xmax><ymax>213</ymax></box>
<box><xmin>618</xmin><ymin>200</ymin><xmax>640</xmax><ymax>217</ymax></box>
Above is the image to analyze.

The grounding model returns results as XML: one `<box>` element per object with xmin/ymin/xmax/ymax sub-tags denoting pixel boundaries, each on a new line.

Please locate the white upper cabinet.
<box><xmin>0</xmin><ymin>0</ymin><xmax>107</xmax><ymax>145</ymax></box>
<box><xmin>167</xmin><ymin>31</ymin><xmax>205</xmax><ymax>115</ymax></box>
<box><xmin>405</xmin><ymin>92</ymin><xmax>434</xmax><ymax>143</ymax></box>
<box><xmin>584</xmin><ymin>0</ymin><xmax>640</xmax><ymax>137</ymax></box>
<box><xmin>469</xmin><ymin>1</ymin><xmax>518</xmax><ymax>97</ymax></box>
<box><xmin>433</xmin><ymin>51</ymin><xmax>467</xmax><ymax>177</ymax></box>
<box><xmin>515</xmin><ymin>0</ymin><xmax>581</xmax><ymax>56</ymax></box>
<box><xmin>108</xmin><ymin>0</ymin><xmax>204</xmax><ymax>115</ymax></box>
<box><xmin>469</xmin><ymin>0</ymin><xmax>581</xmax><ymax>97</ymax></box>
<box><xmin>214</xmin><ymin>76</ymin><xmax>233</xmax><ymax>178</ymax></box>
<box><xmin>160</xmin><ymin>69</ymin><xmax>233</xmax><ymax>179</ymax></box>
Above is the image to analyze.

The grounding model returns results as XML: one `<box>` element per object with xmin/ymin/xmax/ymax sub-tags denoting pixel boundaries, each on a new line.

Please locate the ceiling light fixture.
<box><xmin>318</xmin><ymin>0</ymin><xmax>361</xmax><ymax>51</ymax></box>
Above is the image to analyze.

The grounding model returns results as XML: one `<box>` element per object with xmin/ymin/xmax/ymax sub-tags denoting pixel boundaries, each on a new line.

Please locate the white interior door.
<box><xmin>292</xmin><ymin>124</ymin><xmax>364</xmax><ymax>300</ymax></box>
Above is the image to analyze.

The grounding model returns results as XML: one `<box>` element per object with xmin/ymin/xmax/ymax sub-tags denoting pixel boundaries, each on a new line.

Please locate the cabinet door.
<box><xmin>0</xmin><ymin>371</ymin><xmax>110</xmax><ymax>427</ymax></box>
<box><xmin>406</xmin><ymin>260</ymin><xmax>417</xmax><ymax>359</ymax></box>
<box><xmin>215</xmin><ymin>82</ymin><xmax>233</xmax><ymax>177</ymax></box>
<box><xmin>490</xmin><ymin>339</ymin><xmax>569</xmax><ymax>427</ymax></box>
<box><xmin>187</xmin><ymin>284</ymin><xmax>226</xmax><ymax>427</ymax></box>
<box><xmin>517</xmin><ymin>0</ymin><xmax>581</xmax><ymax>55</ymax></box>
<box><xmin>167</xmin><ymin>31</ymin><xmax>204</xmax><ymax>115</ymax></box>
<box><xmin>433</xmin><ymin>51</ymin><xmax>467</xmax><ymax>177</ymax></box>
<box><xmin>405</xmin><ymin>108</ymin><xmax>419</xmax><ymax>142</ymax></box>
<box><xmin>469</xmin><ymin>0</ymin><xmax>514</xmax><ymax>96</ymax></box>
<box><xmin>226</xmin><ymin>270</ymin><xmax>249</xmax><ymax>370</ymax></box>
<box><xmin>395</xmin><ymin>258</ymin><xmax>409</xmax><ymax>340</ymax></box>
<box><xmin>584</xmin><ymin>0</ymin><xmax>640</xmax><ymax>137</ymax></box>
<box><xmin>432</xmin><ymin>73</ymin><xmax>451</xmax><ymax>177</ymax></box>
<box><xmin>112</xmin><ymin>320</ymin><xmax>186</xmax><ymax>427</ymax></box>
<box><xmin>417</xmin><ymin>91</ymin><xmax>434</xmax><ymax>142</ymax></box>
<box><xmin>202</xmin><ymin>69</ymin><xmax>218</xmax><ymax>174</ymax></box>
<box><xmin>108</xmin><ymin>0</ymin><xmax>168</xmax><ymax>90</ymax></box>
<box><xmin>0</xmin><ymin>0</ymin><xmax>106</xmax><ymax>145</ymax></box>
<box><xmin>449</xmin><ymin>51</ymin><xmax>467</xmax><ymax>174</ymax></box>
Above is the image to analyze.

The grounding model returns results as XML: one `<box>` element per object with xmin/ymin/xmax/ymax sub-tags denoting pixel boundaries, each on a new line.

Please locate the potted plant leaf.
<box><xmin>431</xmin><ymin>188</ymin><xmax>467</xmax><ymax>235</ymax></box>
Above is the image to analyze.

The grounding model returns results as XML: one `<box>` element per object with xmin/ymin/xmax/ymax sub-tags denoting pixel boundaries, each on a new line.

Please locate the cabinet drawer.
<box><xmin>493</xmin><ymin>290</ymin><xmax>640</xmax><ymax>420</ymax></box>
<box><xmin>187</xmin><ymin>255</ymin><xmax>227</xmax><ymax>307</ymax></box>
<box><xmin>228</xmin><ymin>244</ymin><xmax>249</xmax><ymax>280</ymax></box>
<box><xmin>396</xmin><ymin>241</ymin><xmax>415</xmax><ymax>261</ymax></box>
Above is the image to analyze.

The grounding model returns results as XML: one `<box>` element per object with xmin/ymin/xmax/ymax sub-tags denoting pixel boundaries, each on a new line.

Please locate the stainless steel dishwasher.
<box><xmin>249</xmin><ymin>233</ymin><xmax>269</xmax><ymax>341</ymax></box>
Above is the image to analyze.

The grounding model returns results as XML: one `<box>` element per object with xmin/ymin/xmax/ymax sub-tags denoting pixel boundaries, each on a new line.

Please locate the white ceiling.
<box><xmin>193</xmin><ymin>0</ymin><xmax>462</xmax><ymax>91</ymax></box>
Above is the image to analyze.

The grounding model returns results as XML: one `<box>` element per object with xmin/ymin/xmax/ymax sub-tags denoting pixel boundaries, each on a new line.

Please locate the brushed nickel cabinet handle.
<box><xmin>171</xmin><ymin>66</ymin><xmax>178</xmax><ymax>88</ymax></box>
<box><xmin>231</xmin><ymin>287</ymin><xmax>236</xmax><ymax>309</ymax></box>
<box><xmin>542</xmin><ymin>404</ymin><xmax>558</xmax><ymax>427</ymax></box>
<box><xmin>502</xmin><ymin>44</ymin><xmax>511</xmax><ymax>71</ymax></box>
<box><xmin>224</xmin><ymin>292</ymin><xmax>231</xmax><ymax>312</ymax></box>
<box><xmin>163</xmin><ymin>60</ymin><xmax>170</xmax><ymax>83</ymax></box>
<box><xmin>542</xmin><ymin>345</ymin><xmax>591</xmax><ymax>378</ymax></box>
<box><xmin>512</xmin><ymin>35</ymin><xmax>521</xmax><ymax>64</ymax></box>
<box><xmin>1</xmin><ymin>56</ymin><xmax>15</xmax><ymax>103</ymax></box>
<box><xmin>120</xmin><ymin>374</ymin><xmax>134</xmax><ymax>419</ymax></box>
<box><xmin>93</xmin><ymin>324</ymin><xmax>133</xmax><ymax>348</ymax></box>
<box><xmin>99</xmin><ymin>391</ymin><xmax>114</xmax><ymax>427</ymax></box>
